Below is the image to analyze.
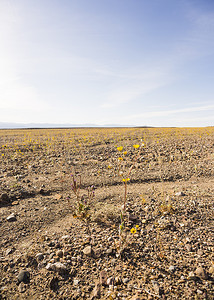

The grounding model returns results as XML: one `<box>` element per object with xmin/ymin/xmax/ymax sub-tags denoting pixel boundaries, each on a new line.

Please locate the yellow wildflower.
<box><xmin>123</xmin><ymin>151</ymin><xmax>127</xmax><ymax>155</ymax></box>
<box><xmin>118</xmin><ymin>157</ymin><xmax>123</xmax><ymax>161</ymax></box>
<box><xmin>122</xmin><ymin>178</ymin><xmax>130</xmax><ymax>182</ymax></box>
<box><xmin>108</xmin><ymin>165</ymin><xmax>113</xmax><ymax>169</ymax></box>
<box><xmin>130</xmin><ymin>228</ymin><xmax>136</xmax><ymax>234</ymax></box>
<box><xmin>135</xmin><ymin>225</ymin><xmax>139</xmax><ymax>229</ymax></box>
<box><xmin>133</xmin><ymin>144</ymin><xmax>140</xmax><ymax>149</ymax></box>
<box><xmin>117</xmin><ymin>146</ymin><xmax>123</xmax><ymax>152</ymax></box>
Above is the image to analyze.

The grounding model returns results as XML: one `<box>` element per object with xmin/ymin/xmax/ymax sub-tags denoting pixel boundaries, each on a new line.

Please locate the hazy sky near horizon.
<box><xmin>0</xmin><ymin>0</ymin><xmax>214</xmax><ymax>127</ymax></box>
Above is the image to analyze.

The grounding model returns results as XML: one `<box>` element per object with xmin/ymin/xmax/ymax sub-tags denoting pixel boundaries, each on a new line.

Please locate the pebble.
<box><xmin>169</xmin><ymin>265</ymin><xmax>176</xmax><ymax>272</ymax></box>
<box><xmin>56</xmin><ymin>250</ymin><xmax>63</xmax><ymax>258</ymax></box>
<box><xmin>106</xmin><ymin>248</ymin><xmax>113</xmax><ymax>255</ymax></box>
<box><xmin>6</xmin><ymin>213</ymin><xmax>17</xmax><ymax>222</ymax></box>
<box><xmin>17</xmin><ymin>270</ymin><xmax>30</xmax><ymax>284</ymax></box>
<box><xmin>12</xmin><ymin>200</ymin><xmax>19</xmax><ymax>206</ymax></box>
<box><xmin>152</xmin><ymin>280</ymin><xmax>160</xmax><ymax>295</ymax></box>
<box><xmin>115</xmin><ymin>276</ymin><xmax>122</xmax><ymax>285</ymax></box>
<box><xmin>175</xmin><ymin>192</ymin><xmax>185</xmax><ymax>196</ymax></box>
<box><xmin>107</xmin><ymin>277</ymin><xmax>114</xmax><ymax>286</ymax></box>
<box><xmin>187</xmin><ymin>271</ymin><xmax>197</xmax><ymax>281</ymax></box>
<box><xmin>195</xmin><ymin>266</ymin><xmax>208</xmax><ymax>280</ymax></box>
<box><xmin>123</xmin><ymin>278</ymin><xmax>129</xmax><ymax>284</ymax></box>
<box><xmin>185</xmin><ymin>244</ymin><xmax>192</xmax><ymax>252</ymax></box>
<box><xmin>73</xmin><ymin>279</ymin><xmax>79</xmax><ymax>286</ymax></box>
<box><xmin>5</xmin><ymin>248</ymin><xmax>14</xmax><ymax>256</ymax></box>
<box><xmin>49</xmin><ymin>276</ymin><xmax>59</xmax><ymax>291</ymax></box>
<box><xmin>0</xmin><ymin>193</ymin><xmax>10</xmax><ymax>205</ymax></box>
<box><xmin>36</xmin><ymin>253</ymin><xmax>44</xmax><ymax>261</ymax></box>
<box><xmin>46</xmin><ymin>262</ymin><xmax>67</xmax><ymax>274</ymax></box>
<box><xmin>208</xmin><ymin>265</ymin><xmax>214</xmax><ymax>275</ymax></box>
<box><xmin>49</xmin><ymin>253</ymin><xmax>55</xmax><ymax>259</ymax></box>
<box><xmin>100</xmin><ymin>270</ymin><xmax>107</xmax><ymax>285</ymax></box>
<box><xmin>18</xmin><ymin>282</ymin><xmax>26</xmax><ymax>293</ymax></box>
<box><xmin>83</xmin><ymin>245</ymin><xmax>92</xmax><ymax>256</ymax></box>
<box><xmin>92</xmin><ymin>280</ymin><xmax>101</xmax><ymax>298</ymax></box>
<box><xmin>61</xmin><ymin>235</ymin><xmax>70</xmax><ymax>240</ymax></box>
<box><xmin>110</xmin><ymin>258</ymin><xmax>116</xmax><ymax>265</ymax></box>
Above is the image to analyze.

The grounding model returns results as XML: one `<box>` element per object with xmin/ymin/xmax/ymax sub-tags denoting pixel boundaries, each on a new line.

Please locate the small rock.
<box><xmin>56</xmin><ymin>250</ymin><xmax>63</xmax><ymax>258</ymax></box>
<box><xmin>115</xmin><ymin>276</ymin><xmax>122</xmax><ymax>285</ymax></box>
<box><xmin>128</xmin><ymin>213</ymin><xmax>138</xmax><ymax>221</ymax></box>
<box><xmin>100</xmin><ymin>270</ymin><xmax>107</xmax><ymax>285</ymax></box>
<box><xmin>61</xmin><ymin>235</ymin><xmax>70</xmax><ymax>240</ymax></box>
<box><xmin>49</xmin><ymin>276</ymin><xmax>59</xmax><ymax>291</ymax></box>
<box><xmin>175</xmin><ymin>192</ymin><xmax>185</xmax><ymax>196</ymax></box>
<box><xmin>46</xmin><ymin>262</ymin><xmax>67</xmax><ymax>274</ymax></box>
<box><xmin>12</xmin><ymin>201</ymin><xmax>19</xmax><ymax>206</ymax></box>
<box><xmin>48</xmin><ymin>241</ymin><xmax>55</xmax><ymax>247</ymax></box>
<box><xmin>208</xmin><ymin>265</ymin><xmax>214</xmax><ymax>275</ymax></box>
<box><xmin>123</xmin><ymin>278</ymin><xmax>129</xmax><ymax>284</ymax></box>
<box><xmin>77</xmin><ymin>255</ymin><xmax>82</xmax><ymax>263</ymax></box>
<box><xmin>106</xmin><ymin>248</ymin><xmax>113</xmax><ymax>255</ymax></box>
<box><xmin>5</xmin><ymin>248</ymin><xmax>14</xmax><ymax>256</ymax></box>
<box><xmin>0</xmin><ymin>193</ymin><xmax>10</xmax><ymax>206</ymax></box>
<box><xmin>195</xmin><ymin>267</ymin><xmax>208</xmax><ymax>280</ymax></box>
<box><xmin>17</xmin><ymin>270</ymin><xmax>30</xmax><ymax>284</ymax></box>
<box><xmin>152</xmin><ymin>280</ymin><xmax>160</xmax><ymax>295</ymax></box>
<box><xmin>187</xmin><ymin>271</ymin><xmax>197</xmax><ymax>281</ymax></box>
<box><xmin>197</xmin><ymin>249</ymin><xmax>203</xmax><ymax>256</ymax></box>
<box><xmin>55</xmin><ymin>194</ymin><xmax>62</xmax><ymax>200</ymax></box>
<box><xmin>110</xmin><ymin>258</ymin><xmax>116</xmax><ymax>265</ymax></box>
<box><xmin>169</xmin><ymin>265</ymin><xmax>176</xmax><ymax>272</ymax></box>
<box><xmin>18</xmin><ymin>282</ymin><xmax>26</xmax><ymax>293</ymax></box>
<box><xmin>91</xmin><ymin>280</ymin><xmax>101</xmax><ymax>298</ymax></box>
<box><xmin>107</xmin><ymin>277</ymin><xmax>114</xmax><ymax>286</ymax></box>
<box><xmin>73</xmin><ymin>279</ymin><xmax>79</xmax><ymax>286</ymax></box>
<box><xmin>36</xmin><ymin>253</ymin><xmax>44</xmax><ymax>261</ymax></box>
<box><xmin>49</xmin><ymin>253</ymin><xmax>55</xmax><ymax>259</ymax></box>
<box><xmin>83</xmin><ymin>245</ymin><xmax>92</xmax><ymax>256</ymax></box>
<box><xmin>6</xmin><ymin>213</ymin><xmax>17</xmax><ymax>222</ymax></box>
<box><xmin>185</xmin><ymin>244</ymin><xmax>192</xmax><ymax>252</ymax></box>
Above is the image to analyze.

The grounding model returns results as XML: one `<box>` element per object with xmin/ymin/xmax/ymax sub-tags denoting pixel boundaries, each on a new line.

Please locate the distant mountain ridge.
<box><xmin>0</xmin><ymin>122</ymin><xmax>141</xmax><ymax>129</ymax></box>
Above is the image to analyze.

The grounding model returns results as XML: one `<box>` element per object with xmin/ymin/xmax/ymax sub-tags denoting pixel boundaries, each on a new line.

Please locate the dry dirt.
<box><xmin>0</xmin><ymin>127</ymin><xmax>213</xmax><ymax>299</ymax></box>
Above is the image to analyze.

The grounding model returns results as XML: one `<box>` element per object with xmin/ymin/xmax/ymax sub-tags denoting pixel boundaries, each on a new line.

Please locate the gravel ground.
<box><xmin>0</xmin><ymin>127</ymin><xmax>213</xmax><ymax>299</ymax></box>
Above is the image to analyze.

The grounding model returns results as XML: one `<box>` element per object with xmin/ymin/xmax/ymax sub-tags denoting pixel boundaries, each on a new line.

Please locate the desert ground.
<box><xmin>0</xmin><ymin>127</ymin><xmax>213</xmax><ymax>299</ymax></box>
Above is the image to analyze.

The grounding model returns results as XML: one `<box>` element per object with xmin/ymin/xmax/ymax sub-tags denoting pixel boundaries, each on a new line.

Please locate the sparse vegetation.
<box><xmin>0</xmin><ymin>127</ymin><xmax>213</xmax><ymax>299</ymax></box>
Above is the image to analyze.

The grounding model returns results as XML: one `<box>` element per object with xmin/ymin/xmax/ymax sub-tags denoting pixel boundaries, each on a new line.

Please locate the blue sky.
<box><xmin>0</xmin><ymin>0</ymin><xmax>214</xmax><ymax>127</ymax></box>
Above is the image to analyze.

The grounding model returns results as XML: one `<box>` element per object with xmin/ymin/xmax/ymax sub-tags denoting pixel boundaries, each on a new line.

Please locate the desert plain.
<box><xmin>0</xmin><ymin>127</ymin><xmax>213</xmax><ymax>299</ymax></box>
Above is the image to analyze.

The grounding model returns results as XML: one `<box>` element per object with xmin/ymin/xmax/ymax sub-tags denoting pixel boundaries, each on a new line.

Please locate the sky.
<box><xmin>0</xmin><ymin>0</ymin><xmax>214</xmax><ymax>127</ymax></box>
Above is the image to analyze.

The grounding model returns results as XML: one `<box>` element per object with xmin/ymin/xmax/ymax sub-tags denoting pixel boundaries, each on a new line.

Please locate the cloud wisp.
<box><xmin>100</xmin><ymin>64</ymin><xmax>174</xmax><ymax>108</ymax></box>
<box><xmin>123</xmin><ymin>104</ymin><xmax>214</xmax><ymax>121</ymax></box>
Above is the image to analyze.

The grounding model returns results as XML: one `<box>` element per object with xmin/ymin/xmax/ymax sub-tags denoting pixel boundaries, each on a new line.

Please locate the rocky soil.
<box><xmin>0</xmin><ymin>127</ymin><xmax>213</xmax><ymax>299</ymax></box>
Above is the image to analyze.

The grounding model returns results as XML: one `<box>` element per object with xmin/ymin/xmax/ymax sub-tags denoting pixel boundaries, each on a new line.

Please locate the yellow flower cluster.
<box><xmin>122</xmin><ymin>178</ymin><xmax>130</xmax><ymax>182</ymax></box>
<box><xmin>117</xmin><ymin>146</ymin><xmax>123</xmax><ymax>152</ymax></box>
<box><xmin>130</xmin><ymin>228</ymin><xmax>136</xmax><ymax>234</ymax></box>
